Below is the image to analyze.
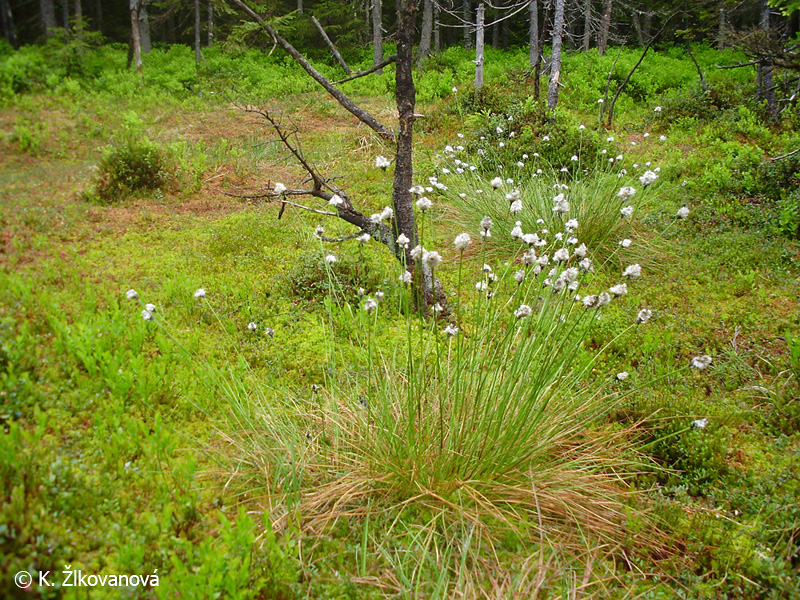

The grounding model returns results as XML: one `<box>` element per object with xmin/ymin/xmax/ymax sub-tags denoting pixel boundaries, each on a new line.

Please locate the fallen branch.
<box><xmin>771</xmin><ymin>147</ymin><xmax>800</xmax><ymax>161</ymax></box>
<box><xmin>333</xmin><ymin>55</ymin><xmax>397</xmax><ymax>85</ymax></box>
<box><xmin>311</xmin><ymin>15</ymin><xmax>352</xmax><ymax>76</ymax></box>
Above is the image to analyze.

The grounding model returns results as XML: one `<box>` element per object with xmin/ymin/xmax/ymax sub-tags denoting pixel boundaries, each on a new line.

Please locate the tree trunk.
<box><xmin>418</xmin><ymin>0</ymin><xmax>433</xmax><ymax>65</ymax></box>
<box><xmin>61</xmin><ymin>0</ymin><xmax>69</xmax><ymax>29</ymax></box>
<box><xmin>582</xmin><ymin>0</ymin><xmax>591</xmax><ymax>51</ymax></box>
<box><xmin>208</xmin><ymin>1</ymin><xmax>214</xmax><ymax>46</ymax></box>
<box><xmin>73</xmin><ymin>0</ymin><xmax>82</xmax><ymax>37</ymax></box>
<box><xmin>94</xmin><ymin>0</ymin><xmax>102</xmax><ymax>33</ymax></box>
<box><xmin>129</xmin><ymin>0</ymin><xmax>142</xmax><ymax>72</ymax></box>
<box><xmin>631</xmin><ymin>11</ymin><xmax>644</xmax><ymax>46</ymax></box>
<box><xmin>312</xmin><ymin>15</ymin><xmax>353</xmax><ymax>75</ymax></box>
<box><xmin>492</xmin><ymin>5</ymin><xmax>499</xmax><ymax>49</ymax></box>
<box><xmin>298</xmin><ymin>0</ymin><xmax>303</xmax><ymax>14</ymax></box>
<box><xmin>529</xmin><ymin>0</ymin><xmax>538</xmax><ymax>69</ymax></box>
<box><xmin>1</xmin><ymin>0</ymin><xmax>17</xmax><ymax>48</ymax></box>
<box><xmin>139</xmin><ymin>2</ymin><xmax>151</xmax><ymax>54</ymax></box>
<box><xmin>195</xmin><ymin>0</ymin><xmax>201</xmax><ymax>64</ymax></box>
<box><xmin>759</xmin><ymin>0</ymin><xmax>778</xmax><ymax>121</ymax></box>
<box><xmin>40</xmin><ymin>0</ymin><xmax>56</xmax><ymax>37</ymax></box>
<box><xmin>372</xmin><ymin>0</ymin><xmax>383</xmax><ymax>72</ymax></box>
<box><xmin>717</xmin><ymin>7</ymin><xmax>726</xmax><ymax>49</ymax></box>
<box><xmin>475</xmin><ymin>2</ymin><xmax>485</xmax><ymax>96</ymax></box>
<box><xmin>547</xmin><ymin>0</ymin><xmax>565</xmax><ymax>110</ymax></box>
<box><xmin>597</xmin><ymin>0</ymin><xmax>612</xmax><ymax>55</ymax></box>
<box><xmin>463</xmin><ymin>0</ymin><xmax>472</xmax><ymax>49</ymax></box>
<box><xmin>433</xmin><ymin>0</ymin><xmax>440</xmax><ymax>52</ymax></box>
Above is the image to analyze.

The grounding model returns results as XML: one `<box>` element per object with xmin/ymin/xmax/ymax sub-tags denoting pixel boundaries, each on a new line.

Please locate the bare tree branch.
<box><xmin>228</xmin><ymin>0</ymin><xmax>396</xmax><ymax>142</ymax></box>
<box><xmin>333</xmin><ymin>55</ymin><xmax>397</xmax><ymax>85</ymax></box>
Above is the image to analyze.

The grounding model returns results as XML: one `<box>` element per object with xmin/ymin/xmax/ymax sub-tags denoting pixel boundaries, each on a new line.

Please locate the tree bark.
<box><xmin>40</xmin><ymin>0</ymin><xmax>56</xmax><ymax>37</ymax></box>
<box><xmin>73</xmin><ymin>0</ymin><xmax>82</xmax><ymax>37</ymax></box>
<box><xmin>597</xmin><ymin>0</ymin><xmax>611</xmax><ymax>55</ymax></box>
<box><xmin>529</xmin><ymin>0</ymin><xmax>538</xmax><ymax>69</ymax></box>
<box><xmin>139</xmin><ymin>2</ymin><xmax>151</xmax><ymax>54</ymax></box>
<box><xmin>717</xmin><ymin>7</ymin><xmax>726</xmax><ymax>49</ymax></box>
<box><xmin>195</xmin><ymin>0</ymin><xmax>201</xmax><ymax>64</ymax></box>
<box><xmin>631</xmin><ymin>11</ymin><xmax>644</xmax><ymax>46</ymax></box>
<box><xmin>582</xmin><ymin>0</ymin><xmax>591</xmax><ymax>51</ymax></box>
<box><xmin>372</xmin><ymin>0</ymin><xmax>383</xmax><ymax>72</ymax></box>
<box><xmin>475</xmin><ymin>2</ymin><xmax>485</xmax><ymax>96</ymax></box>
<box><xmin>492</xmin><ymin>4</ymin><xmax>499</xmax><ymax>49</ymax></box>
<box><xmin>61</xmin><ymin>0</ymin><xmax>69</xmax><ymax>29</ymax></box>
<box><xmin>759</xmin><ymin>0</ymin><xmax>778</xmax><ymax>121</ymax></box>
<box><xmin>129</xmin><ymin>0</ymin><xmax>142</xmax><ymax>72</ymax></box>
<box><xmin>298</xmin><ymin>0</ymin><xmax>303</xmax><ymax>14</ymax></box>
<box><xmin>547</xmin><ymin>0</ymin><xmax>565</xmax><ymax>110</ymax></box>
<box><xmin>418</xmin><ymin>0</ymin><xmax>433</xmax><ymax>66</ymax></box>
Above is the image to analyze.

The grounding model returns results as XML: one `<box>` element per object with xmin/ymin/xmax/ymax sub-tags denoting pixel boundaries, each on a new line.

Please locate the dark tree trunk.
<box><xmin>463</xmin><ymin>0</ymin><xmax>472</xmax><ymax>48</ymax></box>
<box><xmin>61</xmin><ymin>0</ymin><xmax>69</xmax><ymax>29</ymax></box>
<box><xmin>40</xmin><ymin>0</ymin><xmax>56</xmax><ymax>37</ymax></box>
<box><xmin>582</xmin><ymin>0</ymin><xmax>591</xmax><ymax>51</ymax></box>
<box><xmin>433</xmin><ymin>0</ymin><xmax>440</xmax><ymax>52</ymax></box>
<box><xmin>759</xmin><ymin>0</ymin><xmax>778</xmax><ymax>121</ymax></box>
<box><xmin>492</xmin><ymin>5</ymin><xmax>499</xmax><ymax>49</ymax></box>
<box><xmin>139</xmin><ymin>2</ymin><xmax>151</xmax><ymax>54</ymax></box>
<box><xmin>1</xmin><ymin>0</ymin><xmax>17</xmax><ymax>48</ymax></box>
<box><xmin>529</xmin><ymin>0</ymin><xmax>538</xmax><ymax>69</ymax></box>
<box><xmin>418</xmin><ymin>0</ymin><xmax>433</xmax><ymax>65</ymax></box>
<box><xmin>94</xmin><ymin>0</ymin><xmax>102</xmax><ymax>33</ymax></box>
<box><xmin>195</xmin><ymin>0</ymin><xmax>201</xmax><ymax>64</ymax></box>
<box><xmin>372</xmin><ymin>0</ymin><xmax>383</xmax><ymax>71</ymax></box>
<box><xmin>128</xmin><ymin>0</ymin><xmax>142</xmax><ymax>72</ymax></box>
<box><xmin>208</xmin><ymin>0</ymin><xmax>213</xmax><ymax>46</ymax></box>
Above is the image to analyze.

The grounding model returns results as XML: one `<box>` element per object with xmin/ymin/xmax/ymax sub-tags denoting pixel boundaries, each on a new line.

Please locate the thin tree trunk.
<box><xmin>208</xmin><ymin>0</ymin><xmax>214</xmax><ymax>46</ymax></box>
<box><xmin>759</xmin><ymin>0</ymin><xmax>778</xmax><ymax>121</ymax></box>
<box><xmin>433</xmin><ymin>0</ymin><xmax>440</xmax><ymax>52</ymax></box>
<box><xmin>40</xmin><ymin>0</ymin><xmax>56</xmax><ymax>37</ymax></box>
<box><xmin>62</xmin><ymin>0</ymin><xmax>69</xmax><ymax>29</ymax></box>
<box><xmin>298</xmin><ymin>0</ymin><xmax>303</xmax><ymax>14</ymax></box>
<box><xmin>139</xmin><ymin>2</ymin><xmax>151</xmax><ymax>54</ymax></box>
<box><xmin>529</xmin><ymin>0</ymin><xmax>538</xmax><ymax>69</ymax></box>
<box><xmin>582</xmin><ymin>0</ymin><xmax>591</xmax><ymax>51</ymax></box>
<box><xmin>94</xmin><ymin>0</ymin><xmax>102</xmax><ymax>32</ymax></box>
<box><xmin>372</xmin><ymin>0</ymin><xmax>383</xmax><ymax>72</ymax></box>
<box><xmin>195</xmin><ymin>0</ymin><xmax>201</xmax><ymax>64</ymax></box>
<box><xmin>463</xmin><ymin>0</ymin><xmax>472</xmax><ymax>48</ymax></box>
<box><xmin>129</xmin><ymin>0</ymin><xmax>142</xmax><ymax>72</ymax></box>
<box><xmin>547</xmin><ymin>0</ymin><xmax>565</xmax><ymax>110</ymax></box>
<box><xmin>597</xmin><ymin>0</ymin><xmax>611</xmax><ymax>55</ymax></box>
<box><xmin>718</xmin><ymin>7</ymin><xmax>726</xmax><ymax>49</ymax></box>
<box><xmin>418</xmin><ymin>0</ymin><xmax>433</xmax><ymax>65</ymax></box>
<box><xmin>312</xmin><ymin>15</ymin><xmax>353</xmax><ymax>75</ymax></box>
<box><xmin>73</xmin><ymin>0</ymin><xmax>82</xmax><ymax>38</ymax></box>
<box><xmin>631</xmin><ymin>11</ymin><xmax>644</xmax><ymax>46</ymax></box>
<box><xmin>475</xmin><ymin>2</ymin><xmax>485</xmax><ymax>96</ymax></box>
<box><xmin>1</xmin><ymin>0</ymin><xmax>17</xmax><ymax>48</ymax></box>
<box><xmin>492</xmin><ymin>5</ymin><xmax>499</xmax><ymax>48</ymax></box>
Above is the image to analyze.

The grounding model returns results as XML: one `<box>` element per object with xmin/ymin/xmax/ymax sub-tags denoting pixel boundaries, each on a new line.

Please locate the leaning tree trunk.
<box><xmin>40</xmin><ymin>0</ymin><xmax>56</xmax><ymax>37</ymax></box>
<box><xmin>475</xmin><ymin>2</ymin><xmax>485</xmax><ymax>96</ymax></box>
<box><xmin>418</xmin><ymin>0</ymin><xmax>433</xmax><ymax>66</ymax></box>
<box><xmin>129</xmin><ymin>0</ymin><xmax>142</xmax><ymax>72</ymax></box>
<box><xmin>372</xmin><ymin>0</ymin><xmax>383</xmax><ymax>72</ymax></box>
<box><xmin>597</xmin><ymin>0</ymin><xmax>612</xmax><ymax>55</ymax></box>
<box><xmin>547</xmin><ymin>0</ymin><xmax>565</xmax><ymax>110</ymax></box>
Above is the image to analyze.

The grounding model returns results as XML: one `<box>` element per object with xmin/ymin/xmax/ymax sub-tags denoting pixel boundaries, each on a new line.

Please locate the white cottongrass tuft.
<box><xmin>509</xmin><ymin>199</ymin><xmax>523</xmax><ymax>215</ymax></box>
<box><xmin>329</xmin><ymin>194</ymin><xmax>344</xmax><ymax>207</ymax></box>
<box><xmin>423</xmin><ymin>250</ymin><xmax>441</xmax><ymax>269</ymax></box>
<box><xmin>416</xmin><ymin>197</ymin><xmax>432</xmax><ymax>212</ymax></box>
<box><xmin>397</xmin><ymin>233</ymin><xmax>411</xmax><ymax>249</ymax></box>
<box><xmin>515</xmin><ymin>304</ymin><xmax>533</xmax><ymax>319</ymax></box>
<box><xmin>609</xmin><ymin>283</ymin><xmax>628</xmax><ymax>297</ymax></box>
<box><xmin>514</xmin><ymin>269</ymin><xmax>525</xmax><ymax>284</ymax></box>
<box><xmin>480</xmin><ymin>215</ymin><xmax>493</xmax><ymax>232</ymax></box>
<box><xmin>142</xmin><ymin>309</ymin><xmax>154</xmax><ymax>321</ymax></box>
<box><xmin>399</xmin><ymin>270</ymin><xmax>413</xmax><ymax>284</ymax></box>
<box><xmin>410</xmin><ymin>245</ymin><xmax>425</xmax><ymax>261</ymax></box>
<box><xmin>616</xmin><ymin>372</ymin><xmax>629</xmax><ymax>381</ymax></box>
<box><xmin>692</xmin><ymin>418</ymin><xmax>709</xmax><ymax>429</ymax></box>
<box><xmin>620</xmin><ymin>206</ymin><xmax>634</xmax><ymax>218</ymax></box>
<box><xmin>619</xmin><ymin>238</ymin><xmax>632</xmax><ymax>248</ymax></box>
<box><xmin>565</xmin><ymin>218</ymin><xmax>578</xmax><ymax>232</ymax></box>
<box><xmin>358</xmin><ymin>232</ymin><xmax>371</xmax><ymax>244</ymax></box>
<box><xmin>639</xmin><ymin>170</ymin><xmax>659</xmax><ymax>186</ymax></box>
<box><xmin>247</xmin><ymin>322</ymin><xmax>258</xmax><ymax>331</ymax></box>
<box><xmin>375</xmin><ymin>155</ymin><xmax>391</xmax><ymax>169</ymax></box>
<box><xmin>636</xmin><ymin>309</ymin><xmax>652</xmax><ymax>324</ymax></box>
<box><xmin>490</xmin><ymin>176</ymin><xmax>503</xmax><ymax>189</ymax></box>
<box><xmin>677</xmin><ymin>206</ymin><xmax>690</xmax><ymax>219</ymax></box>
<box><xmin>552</xmin><ymin>193</ymin><xmax>570</xmax><ymax>216</ymax></box>
<box><xmin>617</xmin><ymin>186</ymin><xmax>636</xmax><ymax>200</ymax></box>
<box><xmin>444</xmin><ymin>324</ymin><xmax>459</xmax><ymax>337</ymax></box>
<box><xmin>126</xmin><ymin>289</ymin><xmax>138</xmax><ymax>300</ymax></box>
<box><xmin>691</xmin><ymin>355</ymin><xmax>713</xmax><ymax>370</ymax></box>
<box><xmin>273</xmin><ymin>182</ymin><xmax>287</xmax><ymax>194</ymax></box>
<box><xmin>364</xmin><ymin>298</ymin><xmax>378</xmax><ymax>313</ymax></box>
<box><xmin>194</xmin><ymin>289</ymin><xmax>206</xmax><ymax>298</ymax></box>
<box><xmin>553</xmin><ymin>248</ymin><xmax>570</xmax><ymax>263</ymax></box>
<box><xmin>325</xmin><ymin>254</ymin><xmax>338</xmax><ymax>264</ymax></box>
<box><xmin>380</xmin><ymin>206</ymin><xmax>394</xmax><ymax>221</ymax></box>
<box><xmin>454</xmin><ymin>233</ymin><xmax>471</xmax><ymax>251</ymax></box>
<box><xmin>623</xmin><ymin>264</ymin><xmax>642</xmax><ymax>279</ymax></box>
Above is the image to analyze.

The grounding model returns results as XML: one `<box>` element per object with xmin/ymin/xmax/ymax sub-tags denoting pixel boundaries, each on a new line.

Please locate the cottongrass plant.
<box><xmin>196</xmin><ymin>199</ymin><xmax>681</xmax><ymax>595</ymax></box>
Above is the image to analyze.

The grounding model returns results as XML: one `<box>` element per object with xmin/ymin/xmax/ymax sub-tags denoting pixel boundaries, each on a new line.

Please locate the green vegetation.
<box><xmin>1</xmin><ymin>41</ymin><xmax>799</xmax><ymax>599</ymax></box>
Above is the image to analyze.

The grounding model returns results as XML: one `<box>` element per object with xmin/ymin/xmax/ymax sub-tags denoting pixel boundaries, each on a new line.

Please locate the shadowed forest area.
<box><xmin>1</xmin><ymin>0</ymin><xmax>800</xmax><ymax>598</ymax></box>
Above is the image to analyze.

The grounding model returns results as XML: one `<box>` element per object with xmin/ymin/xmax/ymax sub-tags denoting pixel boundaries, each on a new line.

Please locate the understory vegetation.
<box><xmin>1</xmin><ymin>41</ymin><xmax>799</xmax><ymax>599</ymax></box>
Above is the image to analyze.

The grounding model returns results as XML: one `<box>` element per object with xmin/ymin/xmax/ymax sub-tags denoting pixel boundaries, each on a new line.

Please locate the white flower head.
<box><xmin>511</xmin><ymin>222</ymin><xmax>523</xmax><ymax>240</ymax></box>
<box><xmin>654</xmin><ymin>106</ymin><xmax>662</xmax><ymax>113</ymax></box>
<box><xmin>620</xmin><ymin>238</ymin><xmax>632</xmax><ymax>248</ymax></box>
<box><xmin>194</xmin><ymin>288</ymin><xmax>206</xmax><ymax>299</ymax></box>
<box><xmin>597</xmin><ymin>292</ymin><xmax>611</xmax><ymax>307</ymax></box>
<box><xmin>571</xmin><ymin>155</ymin><xmax>578</xmax><ymax>162</ymax></box>
<box><xmin>621</xmin><ymin>205</ymin><xmax>634</xmax><ymax>219</ymax></box>
<box><xmin>142</xmin><ymin>309</ymin><xmax>154</xmax><ymax>321</ymax></box>
<box><xmin>553</xmin><ymin>248</ymin><xmax>570</xmax><ymax>263</ymax></box>
<box><xmin>506</xmin><ymin>188</ymin><xmax>520</xmax><ymax>202</ymax></box>
<box><xmin>364</xmin><ymin>298</ymin><xmax>378</xmax><ymax>313</ymax></box>
<box><xmin>574</xmin><ymin>243</ymin><xmax>588</xmax><ymax>259</ymax></box>
<box><xmin>329</xmin><ymin>194</ymin><xmax>344</xmax><ymax>207</ymax></box>
<box><xmin>616</xmin><ymin>372</ymin><xmax>629</xmax><ymax>381</ymax></box>
<box><xmin>247</xmin><ymin>322</ymin><xmax>258</xmax><ymax>331</ymax></box>
<box><xmin>423</xmin><ymin>250</ymin><xmax>442</xmax><ymax>269</ymax></box>
<box><xmin>274</xmin><ymin>182</ymin><xmax>287</xmax><ymax>194</ymax></box>
<box><xmin>375</xmin><ymin>155</ymin><xmax>391</xmax><ymax>169</ymax></box>
<box><xmin>509</xmin><ymin>199</ymin><xmax>523</xmax><ymax>215</ymax></box>
<box><xmin>444</xmin><ymin>324</ymin><xmax>459</xmax><ymax>337</ymax></box>
<box><xmin>515</xmin><ymin>304</ymin><xmax>532</xmax><ymax>319</ymax></box>
<box><xmin>400</xmin><ymin>270</ymin><xmax>413</xmax><ymax>284</ymax></box>
<box><xmin>314</xmin><ymin>225</ymin><xmax>325</xmax><ymax>238</ymax></box>
<box><xmin>490</xmin><ymin>176</ymin><xmax>503</xmax><ymax>189</ymax></box>
<box><xmin>375</xmin><ymin>290</ymin><xmax>385</xmax><ymax>301</ymax></box>
<box><xmin>475</xmin><ymin>281</ymin><xmax>488</xmax><ymax>292</ymax></box>
<box><xmin>692</xmin><ymin>418</ymin><xmax>709</xmax><ymax>429</ymax></box>
<box><xmin>454</xmin><ymin>233</ymin><xmax>471</xmax><ymax>251</ymax></box>
<box><xmin>677</xmin><ymin>206</ymin><xmax>690</xmax><ymax>219</ymax></box>
<box><xmin>410</xmin><ymin>245</ymin><xmax>425</xmax><ymax>261</ymax></box>
<box><xmin>623</xmin><ymin>264</ymin><xmax>642</xmax><ymax>279</ymax></box>
<box><xmin>659</xmin><ymin>135</ymin><xmax>667</xmax><ymax>141</ymax></box>
<box><xmin>609</xmin><ymin>283</ymin><xmax>628</xmax><ymax>297</ymax></box>
<box><xmin>480</xmin><ymin>215</ymin><xmax>493</xmax><ymax>232</ymax></box>
<box><xmin>416</xmin><ymin>197</ymin><xmax>432</xmax><ymax>212</ymax></box>
<box><xmin>396</xmin><ymin>233</ymin><xmax>410</xmax><ymax>249</ymax></box>
<box><xmin>380</xmin><ymin>206</ymin><xmax>394</xmax><ymax>221</ymax></box>
<box><xmin>145</xmin><ymin>303</ymin><xmax>156</xmax><ymax>313</ymax></box>
<box><xmin>636</xmin><ymin>308</ymin><xmax>652</xmax><ymax>324</ymax></box>
<box><xmin>640</xmin><ymin>170</ymin><xmax>659</xmax><ymax>186</ymax></box>
<box><xmin>552</xmin><ymin>193</ymin><xmax>570</xmax><ymax>216</ymax></box>
<box><xmin>514</xmin><ymin>269</ymin><xmax>525</xmax><ymax>284</ymax></box>
<box><xmin>582</xmin><ymin>295</ymin><xmax>599</xmax><ymax>309</ymax></box>
<box><xmin>691</xmin><ymin>355</ymin><xmax>713</xmax><ymax>370</ymax></box>
<box><xmin>325</xmin><ymin>254</ymin><xmax>338</xmax><ymax>264</ymax></box>
<box><xmin>126</xmin><ymin>289</ymin><xmax>138</xmax><ymax>300</ymax></box>
<box><xmin>409</xmin><ymin>185</ymin><xmax>425</xmax><ymax>196</ymax></box>
<box><xmin>358</xmin><ymin>232</ymin><xmax>371</xmax><ymax>244</ymax></box>
<box><xmin>579</xmin><ymin>257</ymin><xmax>593</xmax><ymax>272</ymax></box>
<box><xmin>617</xmin><ymin>186</ymin><xmax>636</xmax><ymax>200</ymax></box>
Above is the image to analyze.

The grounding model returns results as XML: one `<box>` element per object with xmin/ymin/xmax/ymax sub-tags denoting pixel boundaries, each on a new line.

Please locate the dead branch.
<box><xmin>333</xmin><ymin>55</ymin><xmax>398</xmax><ymax>85</ymax></box>
<box><xmin>771</xmin><ymin>147</ymin><xmax>800</xmax><ymax>161</ymax></box>
<box><xmin>311</xmin><ymin>15</ymin><xmax>352</xmax><ymax>76</ymax></box>
<box><xmin>228</xmin><ymin>0</ymin><xmax>396</xmax><ymax>143</ymax></box>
